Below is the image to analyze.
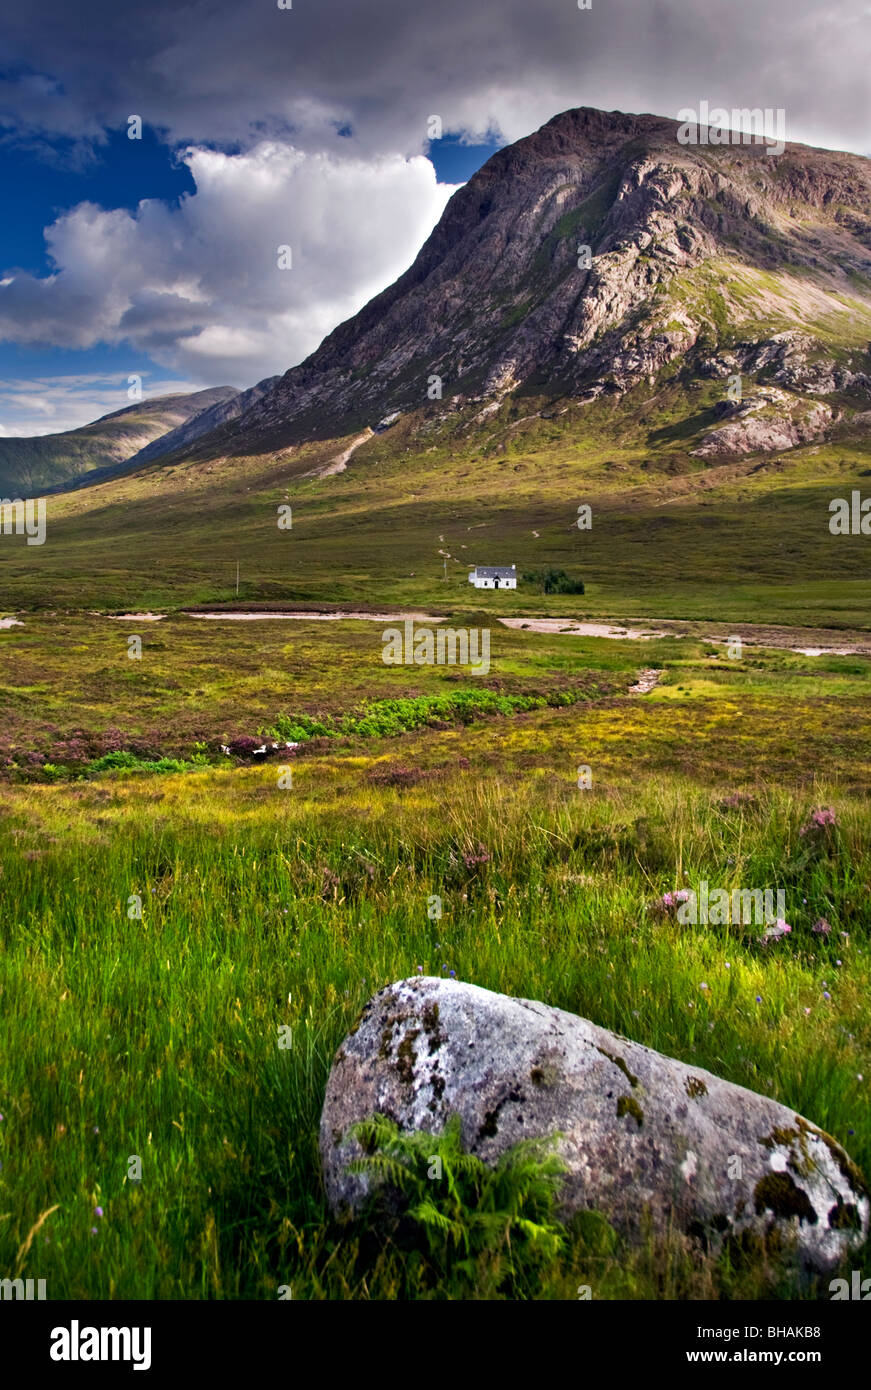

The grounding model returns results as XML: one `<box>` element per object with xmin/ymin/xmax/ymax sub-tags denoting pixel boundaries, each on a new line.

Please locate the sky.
<box><xmin>0</xmin><ymin>0</ymin><xmax>868</xmax><ymax>436</ymax></box>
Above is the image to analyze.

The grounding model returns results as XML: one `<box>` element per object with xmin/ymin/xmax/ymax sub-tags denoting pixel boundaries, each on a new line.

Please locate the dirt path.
<box><xmin>629</xmin><ymin>668</ymin><xmax>662</xmax><ymax>694</ymax></box>
<box><xmin>305</xmin><ymin>428</ymin><xmax>374</xmax><ymax>479</ymax></box>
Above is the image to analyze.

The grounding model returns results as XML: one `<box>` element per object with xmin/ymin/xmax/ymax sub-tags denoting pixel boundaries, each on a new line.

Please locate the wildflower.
<box><xmin>90</xmin><ymin>1227</ymin><xmax>98</xmax><ymax>1236</ymax></box>
<box><xmin>761</xmin><ymin>918</ymin><xmax>791</xmax><ymax>943</ymax></box>
<box><xmin>803</xmin><ymin>1008</ymin><xmax>811</xmax><ymax>1015</ymax></box>
<box><xmin>724</xmin><ymin>961</ymin><xmax>731</xmax><ymax>969</ymax></box>
<box><xmin>800</xmin><ymin>807</ymin><xmax>837</xmax><ymax>836</ymax></box>
<box><xmin>700</xmin><ymin>982</ymin><xmax>709</xmax><ymax>991</ymax></box>
<box><xmin>755</xmin><ymin>995</ymin><xmax>762</xmax><ymax>1003</ymax></box>
<box><xmin>812</xmin><ymin>918</ymin><xmax>832</xmax><ymax>937</ymax></box>
<box><xmin>95</xmin><ymin>1207</ymin><xmax>103</xmax><ymax>1218</ymax></box>
<box><xmin>463</xmin><ymin>842</ymin><xmax>491</xmax><ymax>870</ymax></box>
<box><xmin>416</xmin><ymin>965</ymin><xmax>423</xmax><ymax>973</ymax></box>
<box><xmin>823</xmin><ymin>991</ymin><xmax>831</xmax><ymax>1000</ymax></box>
<box><xmin>651</xmin><ymin>889</ymin><xmax>691</xmax><ymax>914</ymax></box>
<box><xmin>449</xmin><ymin>970</ymin><xmax>456</xmax><ymax>978</ymax></box>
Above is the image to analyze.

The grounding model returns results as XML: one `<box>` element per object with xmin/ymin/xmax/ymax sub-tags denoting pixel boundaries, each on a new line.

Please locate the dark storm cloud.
<box><xmin>1</xmin><ymin>0</ymin><xmax>868</xmax><ymax>157</ymax></box>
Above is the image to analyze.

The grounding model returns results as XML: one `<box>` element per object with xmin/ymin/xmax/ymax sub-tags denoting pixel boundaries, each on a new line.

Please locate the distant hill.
<box><xmin>0</xmin><ymin>386</ymin><xmax>238</xmax><ymax>494</ymax></box>
<box><xmin>121</xmin><ymin>375</ymin><xmax>281</xmax><ymax>472</ymax></box>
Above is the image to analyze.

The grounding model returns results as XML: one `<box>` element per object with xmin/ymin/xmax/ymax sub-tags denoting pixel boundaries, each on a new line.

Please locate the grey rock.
<box><xmin>320</xmin><ymin>976</ymin><xmax>869</xmax><ymax>1272</ymax></box>
<box><xmin>692</xmin><ymin>391</ymin><xmax>833</xmax><ymax>457</ymax></box>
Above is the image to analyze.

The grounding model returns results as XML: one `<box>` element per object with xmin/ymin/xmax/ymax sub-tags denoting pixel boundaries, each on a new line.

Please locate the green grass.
<box><xmin>0</xmin><ymin>702</ymin><xmax>869</xmax><ymax>1298</ymax></box>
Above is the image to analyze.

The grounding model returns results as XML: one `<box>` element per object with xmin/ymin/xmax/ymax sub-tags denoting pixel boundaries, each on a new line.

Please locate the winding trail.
<box><xmin>629</xmin><ymin>668</ymin><xmax>662</xmax><ymax>695</ymax></box>
<box><xmin>305</xmin><ymin>428</ymin><xmax>374</xmax><ymax>479</ymax></box>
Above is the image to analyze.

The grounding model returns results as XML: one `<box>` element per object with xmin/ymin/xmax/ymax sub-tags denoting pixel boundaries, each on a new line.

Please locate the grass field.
<box><xmin>1</xmin><ymin>616</ymin><xmax>870</xmax><ymax>1298</ymax></box>
<box><xmin>1</xmin><ymin>378</ymin><xmax>870</xmax><ymax>1299</ymax></box>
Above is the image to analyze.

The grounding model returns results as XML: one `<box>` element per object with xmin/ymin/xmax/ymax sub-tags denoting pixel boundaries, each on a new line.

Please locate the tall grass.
<box><xmin>0</xmin><ymin>765</ymin><xmax>867</xmax><ymax>1298</ymax></box>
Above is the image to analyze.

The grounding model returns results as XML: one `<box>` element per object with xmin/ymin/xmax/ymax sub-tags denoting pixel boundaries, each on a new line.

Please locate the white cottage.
<box><xmin>468</xmin><ymin>564</ymin><xmax>517</xmax><ymax>590</ymax></box>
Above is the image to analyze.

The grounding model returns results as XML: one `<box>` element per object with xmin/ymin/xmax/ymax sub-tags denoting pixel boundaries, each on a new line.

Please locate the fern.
<box><xmin>347</xmin><ymin>1112</ymin><xmax>567</xmax><ymax>1295</ymax></box>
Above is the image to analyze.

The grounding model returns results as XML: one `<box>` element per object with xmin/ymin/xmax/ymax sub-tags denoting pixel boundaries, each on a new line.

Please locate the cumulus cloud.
<box><xmin>0</xmin><ymin>143</ymin><xmax>458</xmax><ymax>385</ymax></box>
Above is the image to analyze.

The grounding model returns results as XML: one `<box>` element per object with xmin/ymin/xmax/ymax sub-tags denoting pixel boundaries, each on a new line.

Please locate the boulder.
<box><xmin>320</xmin><ymin>977</ymin><xmax>869</xmax><ymax>1271</ymax></box>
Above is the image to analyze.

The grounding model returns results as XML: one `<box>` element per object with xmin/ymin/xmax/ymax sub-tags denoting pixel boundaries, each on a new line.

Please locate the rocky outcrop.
<box><xmin>320</xmin><ymin>977</ymin><xmax>869</xmax><ymax>1272</ymax></box>
<box><xmin>692</xmin><ymin>388</ymin><xmax>834</xmax><ymax>457</ymax></box>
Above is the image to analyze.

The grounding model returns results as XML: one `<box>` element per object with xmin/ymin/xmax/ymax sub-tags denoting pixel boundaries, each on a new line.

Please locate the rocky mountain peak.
<box><xmin>220</xmin><ymin>106</ymin><xmax>871</xmax><ymax>454</ymax></box>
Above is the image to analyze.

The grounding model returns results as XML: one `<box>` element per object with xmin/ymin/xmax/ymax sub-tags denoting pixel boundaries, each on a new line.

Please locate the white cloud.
<box><xmin>0</xmin><ymin>143</ymin><xmax>458</xmax><ymax>389</ymax></box>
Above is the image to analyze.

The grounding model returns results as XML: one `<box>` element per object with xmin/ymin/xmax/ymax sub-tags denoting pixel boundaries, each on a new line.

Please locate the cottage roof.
<box><xmin>473</xmin><ymin>565</ymin><xmax>516</xmax><ymax>578</ymax></box>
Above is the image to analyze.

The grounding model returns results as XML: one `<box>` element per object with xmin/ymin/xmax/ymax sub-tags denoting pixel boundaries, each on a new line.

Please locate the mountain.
<box><xmin>0</xmin><ymin>386</ymin><xmax>238</xmax><ymax>494</ymax></box>
<box><xmin>122</xmin><ymin>375</ymin><xmax>280</xmax><ymax>471</ymax></box>
<box><xmin>217</xmin><ymin>106</ymin><xmax>871</xmax><ymax>457</ymax></box>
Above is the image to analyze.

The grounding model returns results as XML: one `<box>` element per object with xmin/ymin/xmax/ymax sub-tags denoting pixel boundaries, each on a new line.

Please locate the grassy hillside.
<box><xmin>0</xmin><ymin>387</ymin><xmax>236</xmax><ymax>495</ymax></box>
<box><xmin>2</xmin><ymin>373</ymin><xmax>869</xmax><ymax>627</ymax></box>
<box><xmin>2</xmin><ymin>389</ymin><xmax>870</xmax><ymax>1296</ymax></box>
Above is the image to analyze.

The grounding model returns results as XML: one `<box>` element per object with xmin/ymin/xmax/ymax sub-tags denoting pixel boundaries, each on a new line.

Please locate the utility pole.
<box><xmin>236</xmin><ymin>560</ymin><xmax>240</xmax><ymax>597</ymax></box>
